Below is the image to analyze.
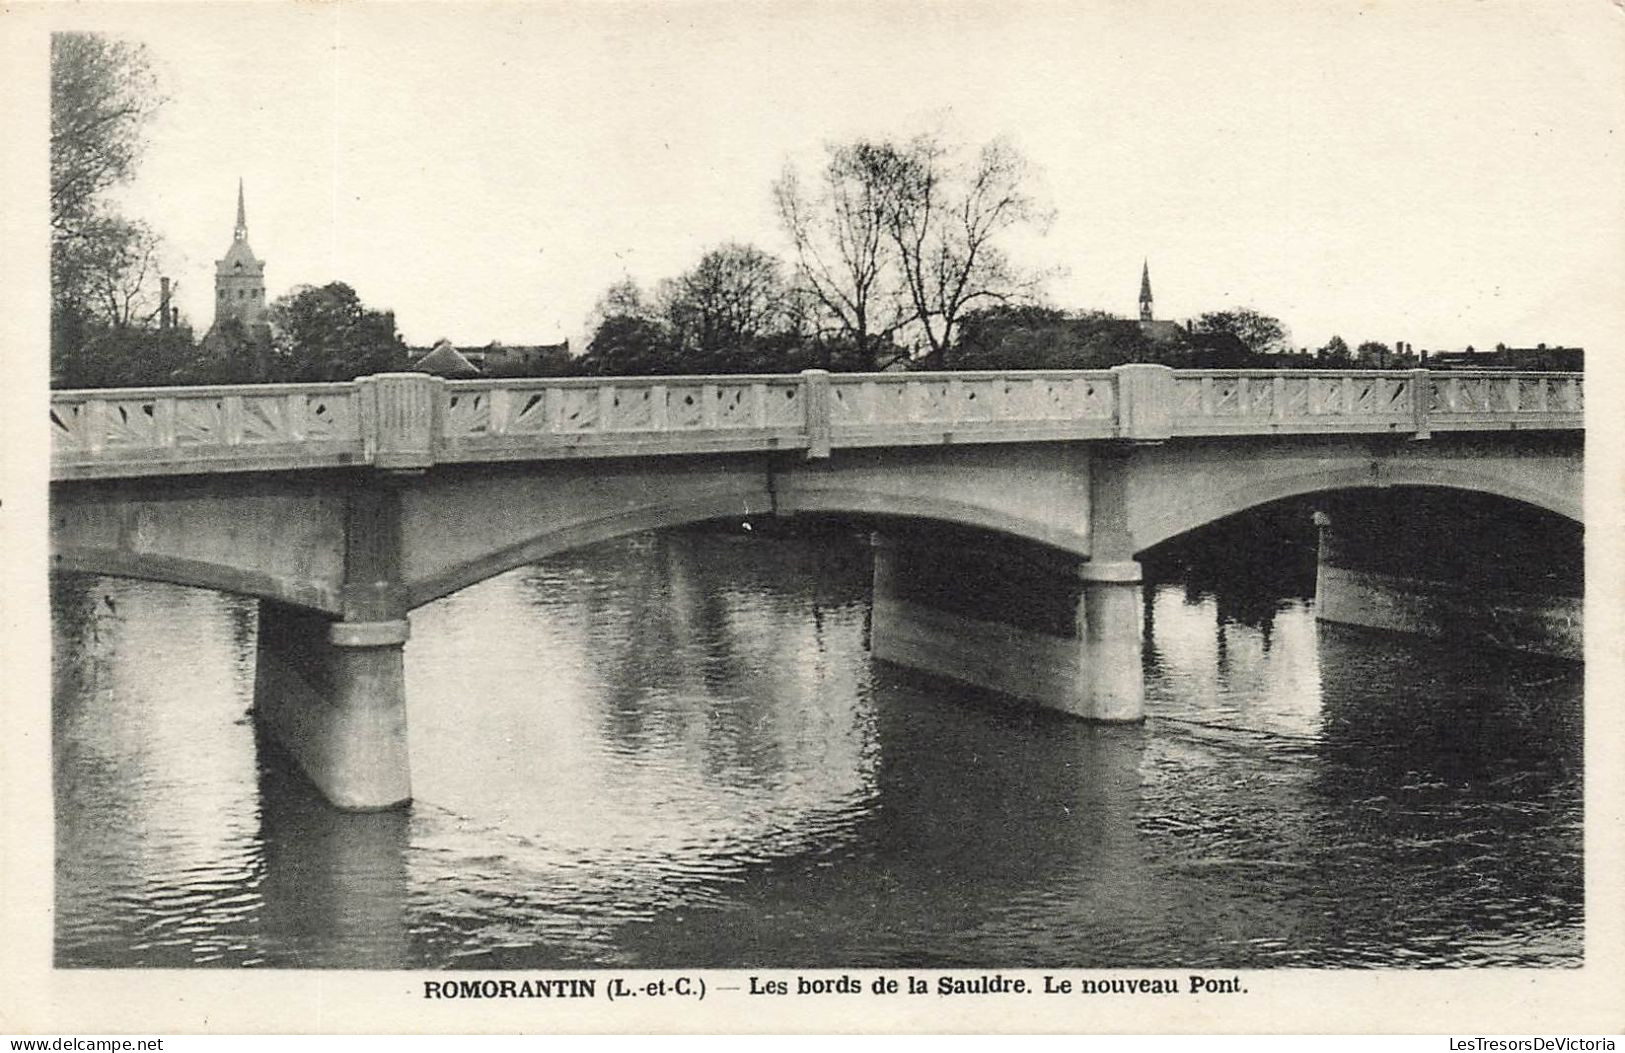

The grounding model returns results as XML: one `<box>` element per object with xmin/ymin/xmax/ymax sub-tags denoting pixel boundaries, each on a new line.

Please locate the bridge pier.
<box><xmin>1075</xmin><ymin>561</ymin><xmax>1147</xmax><ymax>721</ymax></box>
<box><xmin>869</xmin><ymin>533</ymin><xmax>1145</xmax><ymax>722</ymax></box>
<box><xmin>254</xmin><ymin>604</ymin><xmax>413</xmax><ymax>810</ymax></box>
<box><xmin>253</xmin><ymin>475</ymin><xmax>416</xmax><ymax>811</ymax></box>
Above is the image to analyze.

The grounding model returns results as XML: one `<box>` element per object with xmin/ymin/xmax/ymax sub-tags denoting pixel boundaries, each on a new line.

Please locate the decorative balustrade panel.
<box><xmin>1169</xmin><ymin>370</ymin><xmax>1581</xmax><ymax>436</ymax></box>
<box><xmin>50</xmin><ymin>385</ymin><xmax>362</xmax><ymax>477</ymax></box>
<box><xmin>827</xmin><ymin>372</ymin><xmax>1117</xmax><ymax>446</ymax></box>
<box><xmin>442</xmin><ymin>387</ymin><xmax>494</xmax><ymax>437</ymax></box>
<box><xmin>51</xmin><ymin>369</ymin><xmax>1582</xmax><ymax>480</ymax></box>
<box><xmin>1424</xmin><ymin>373</ymin><xmax>1584</xmax><ymax>426</ymax></box>
<box><xmin>435</xmin><ymin>376</ymin><xmax>809</xmax><ymax>462</ymax></box>
<box><xmin>1170</xmin><ymin>371</ymin><xmax>1419</xmax><ymax>434</ymax></box>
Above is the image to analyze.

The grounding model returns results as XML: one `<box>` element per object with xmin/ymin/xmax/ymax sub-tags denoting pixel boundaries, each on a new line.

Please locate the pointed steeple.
<box><xmin>1139</xmin><ymin>259</ymin><xmax>1154</xmax><ymax>323</ymax></box>
<box><xmin>213</xmin><ymin>179</ymin><xmax>267</xmax><ymax>333</ymax></box>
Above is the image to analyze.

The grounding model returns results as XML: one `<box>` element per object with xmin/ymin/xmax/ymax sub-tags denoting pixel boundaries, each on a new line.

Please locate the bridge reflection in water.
<box><xmin>52</xmin><ymin>528</ymin><xmax>1582</xmax><ymax>969</ymax></box>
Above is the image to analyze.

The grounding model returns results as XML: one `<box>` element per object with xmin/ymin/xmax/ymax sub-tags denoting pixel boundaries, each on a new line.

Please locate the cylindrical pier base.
<box><xmin>1072</xmin><ymin>561</ymin><xmax>1146</xmax><ymax>723</ymax></box>
<box><xmin>254</xmin><ymin>600</ymin><xmax>413</xmax><ymax>811</ymax></box>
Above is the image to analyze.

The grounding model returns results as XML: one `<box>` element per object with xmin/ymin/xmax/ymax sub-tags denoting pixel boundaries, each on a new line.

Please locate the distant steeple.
<box><xmin>211</xmin><ymin>179</ymin><xmax>267</xmax><ymax>333</ymax></box>
<box><xmin>1139</xmin><ymin>260</ymin><xmax>1154</xmax><ymax>323</ymax></box>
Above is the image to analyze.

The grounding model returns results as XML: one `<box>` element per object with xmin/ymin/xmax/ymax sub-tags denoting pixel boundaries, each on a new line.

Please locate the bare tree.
<box><xmin>880</xmin><ymin>134</ymin><xmax>1053</xmax><ymax>369</ymax></box>
<box><xmin>85</xmin><ymin>217</ymin><xmax>163</xmax><ymax>328</ymax></box>
<box><xmin>773</xmin><ymin>142</ymin><xmax>909</xmax><ymax>370</ymax></box>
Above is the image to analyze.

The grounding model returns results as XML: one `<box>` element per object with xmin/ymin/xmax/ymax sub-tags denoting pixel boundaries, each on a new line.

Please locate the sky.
<box><xmin>29</xmin><ymin>0</ymin><xmax>1625</xmax><ymax>353</ymax></box>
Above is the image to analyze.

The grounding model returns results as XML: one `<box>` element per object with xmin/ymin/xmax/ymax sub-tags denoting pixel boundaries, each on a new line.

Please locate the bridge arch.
<box><xmin>405</xmin><ymin>492</ymin><xmax>778</xmax><ymax>610</ymax></box>
<box><xmin>1127</xmin><ymin>443</ymin><xmax>1582</xmax><ymax>555</ymax></box>
<box><xmin>397</xmin><ymin>446</ymin><xmax>1096</xmax><ymax>612</ymax></box>
<box><xmin>403</xmin><ymin>494</ymin><xmax>1093</xmax><ymax>612</ymax></box>
<box><xmin>50</xmin><ymin>478</ymin><xmax>349</xmax><ymax>615</ymax></box>
<box><xmin>51</xmin><ymin>547</ymin><xmax>344</xmax><ymax>614</ymax></box>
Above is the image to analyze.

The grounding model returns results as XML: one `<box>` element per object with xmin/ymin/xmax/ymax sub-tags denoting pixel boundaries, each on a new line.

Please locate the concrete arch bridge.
<box><xmin>50</xmin><ymin>365</ymin><xmax>1583</xmax><ymax>808</ymax></box>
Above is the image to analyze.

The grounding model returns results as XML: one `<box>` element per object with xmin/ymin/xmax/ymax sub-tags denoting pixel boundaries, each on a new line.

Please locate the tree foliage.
<box><xmin>51</xmin><ymin>33</ymin><xmax>167</xmax><ymax>318</ymax></box>
<box><xmin>50</xmin><ymin>32</ymin><xmax>173</xmax><ymax>386</ymax></box>
<box><xmin>58</xmin><ymin>215</ymin><xmax>164</xmax><ymax>327</ymax></box>
<box><xmin>580</xmin><ymin>314</ymin><xmax>674</xmax><ymax>376</ymax></box>
<box><xmin>584</xmin><ymin>277</ymin><xmax>655</xmax><ymax>332</ymax></box>
<box><xmin>657</xmin><ymin>242</ymin><xmax>797</xmax><ymax>364</ymax></box>
<box><xmin>580</xmin><ymin>244</ymin><xmax>815</xmax><ymax>375</ymax></box>
<box><xmin>1355</xmin><ymin>340</ymin><xmax>1392</xmax><ymax>366</ymax></box>
<box><xmin>51</xmin><ymin>316</ymin><xmax>197</xmax><ymax>388</ymax></box>
<box><xmin>50</xmin><ymin>32</ymin><xmax>165</xmax><ymax>240</ymax></box>
<box><xmin>267</xmin><ymin>283</ymin><xmax>406</xmax><ymax>382</ymax></box>
<box><xmin>1190</xmin><ymin>308</ymin><xmax>1288</xmax><ymax>356</ymax></box>
<box><xmin>954</xmin><ymin>306</ymin><xmax>1154</xmax><ymax>369</ymax></box>
<box><xmin>1318</xmin><ymin>334</ymin><xmax>1352</xmax><ymax>365</ymax></box>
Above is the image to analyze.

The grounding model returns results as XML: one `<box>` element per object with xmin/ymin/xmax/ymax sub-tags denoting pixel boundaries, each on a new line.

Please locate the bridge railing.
<box><xmin>49</xmin><ymin>382</ymin><xmax>366</xmax><ymax>478</ymax></box>
<box><xmin>825</xmin><ymin>370</ymin><xmax>1120</xmax><ymax>449</ymax></box>
<box><xmin>49</xmin><ymin>366</ymin><xmax>1582</xmax><ymax>479</ymax></box>
<box><xmin>1167</xmin><ymin>369</ymin><xmax>1584</xmax><ymax>438</ymax></box>
<box><xmin>435</xmin><ymin>373</ymin><xmax>811</xmax><ymax>463</ymax></box>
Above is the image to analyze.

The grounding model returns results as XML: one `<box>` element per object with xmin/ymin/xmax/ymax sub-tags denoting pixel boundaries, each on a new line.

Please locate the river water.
<box><xmin>51</xmin><ymin>527</ymin><xmax>1583</xmax><ymax>969</ymax></box>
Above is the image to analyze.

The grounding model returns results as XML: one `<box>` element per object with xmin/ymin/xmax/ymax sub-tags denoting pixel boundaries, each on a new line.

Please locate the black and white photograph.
<box><xmin>3</xmin><ymin>0</ymin><xmax>1621</xmax><ymax>1035</ymax></box>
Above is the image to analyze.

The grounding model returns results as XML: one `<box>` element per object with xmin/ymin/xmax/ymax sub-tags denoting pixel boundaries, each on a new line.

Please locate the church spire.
<box><xmin>1139</xmin><ymin>259</ymin><xmax>1154</xmax><ymax>323</ymax></box>
<box><xmin>212</xmin><ymin>178</ymin><xmax>267</xmax><ymax>334</ymax></box>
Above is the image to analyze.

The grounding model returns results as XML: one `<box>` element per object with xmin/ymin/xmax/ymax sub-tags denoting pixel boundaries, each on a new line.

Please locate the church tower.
<box><xmin>1139</xmin><ymin>259</ymin><xmax>1154</xmax><ymax>323</ymax></box>
<box><xmin>212</xmin><ymin>179</ymin><xmax>267</xmax><ymax>330</ymax></box>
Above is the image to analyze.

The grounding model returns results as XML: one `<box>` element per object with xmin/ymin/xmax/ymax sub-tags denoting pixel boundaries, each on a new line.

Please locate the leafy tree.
<box><xmin>1064</xmin><ymin>311</ymin><xmax>1167</xmax><ymax>367</ymax></box>
<box><xmin>50</xmin><ymin>33</ymin><xmax>164</xmax><ymax>240</ymax></box>
<box><xmin>73</xmin><ymin>215</ymin><xmax>164</xmax><ymax>328</ymax></box>
<box><xmin>952</xmin><ymin>304</ymin><xmax>1064</xmax><ymax>367</ymax></box>
<box><xmin>584</xmin><ymin>277</ymin><xmax>656</xmax><ymax>332</ymax></box>
<box><xmin>50</xmin><ymin>215</ymin><xmax>174</xmax><ymax>388</ymax></box>
<box><xmin>52</xmin><ymin>318</ymin><xmax>197</xmax><ymax>388</ymax></box>
<box><xmin>954</xmin><ymin>306</ymin><xmax>1157</xmax><ymax>370</ymax></box>
<box><xmin>267</xmin><ymin>282</ymin><xmax>406</xmax><ymax>382</ymax></box>
<box><xmin>1355</xmin><ymin>340</ymin><xmax>1391</xmax><ymax>367</ymax></box>
<box><xmin>580</xmin><ymin>277</ymin><xmax>676</xmax><ymax>375</ymax></box>
<box><xmin>579</xmin><ymin>314</ymin><xmax>675</xmax><ymax>376</ymax></box>
<box><xmin>1190</xmin><ymin>308</ymin><xmax>1287</xmax><ymax>357</ymax></box>
<box><xmin>1179</xmin><ymin>328</ymin><xmax>1252</xmax><ymax>368</ymax></box>
<box><xmin>1318</xmin><ymin>334</ymin><xmax>1352</xmax><ymax>366</ymax></box>
<box><xmin>656</xmin><ymin>243</ymin><xmax>797</xmax><ymax>369</ymax></box>
<box><xmin>49</xmin><ymin>32</ymin><xmax>179</xmax><ymax>388</ymax></box>
<box><xmin>183</xmin><ymin>317</ymin><xmax>273</xmax><ymax>384</ymax></box>
<box><xmin>582</xmin><ymin>252</ymin><xmax>823</xmax><ymax>376</ymax></box>
<box><xmin>51</xmin><ymin>33</ymin><xmax>167</xmax><ymax>322</ymax></box>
